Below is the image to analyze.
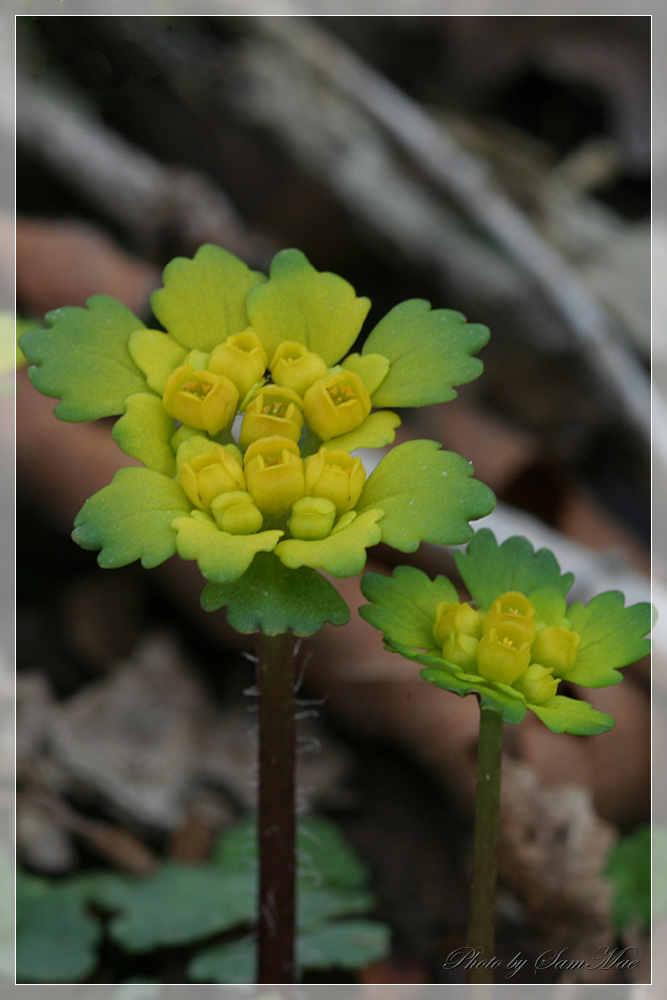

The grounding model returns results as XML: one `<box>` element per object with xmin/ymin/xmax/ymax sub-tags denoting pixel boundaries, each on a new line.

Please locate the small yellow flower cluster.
<box><xmin>432</xmin><ymin>590</ymin><xmax>580</xmax><ymax>704</ymax></box>
<box><xmin>161</xmin><ymin>330</ymin><xmax>371</xmax><ymax>538</ymax></box>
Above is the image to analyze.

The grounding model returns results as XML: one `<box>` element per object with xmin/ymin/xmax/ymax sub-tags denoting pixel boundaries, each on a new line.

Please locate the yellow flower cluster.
<box><xmin>162</xmin><ymin>330</ymin><xmax>371</xmax><ymax>538</ymax></box>
<box><xmin>432</xmin><ymin>590</ymin><xmax>581</xmax><ymax>704</ymax></box>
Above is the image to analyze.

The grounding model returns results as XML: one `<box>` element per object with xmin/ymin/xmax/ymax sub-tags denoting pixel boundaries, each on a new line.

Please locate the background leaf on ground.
<box><xmin>16</xmin><ymin>873</ymin><xmax>101</xmax><ymax>983</ymax></box>
<box><xmin>297</xmin><ymin>919</ymin><xmax>391</xmax><ymax>971</ymax></box>
<box><xmin>96</xmin><ymin>864</ymin><xmax>256</xmax><ymax>952</ymax></box>
<box><xmin>604</xmin><ymin>824</ymin><xmax>660</xmax><ymax>933</ymax></box>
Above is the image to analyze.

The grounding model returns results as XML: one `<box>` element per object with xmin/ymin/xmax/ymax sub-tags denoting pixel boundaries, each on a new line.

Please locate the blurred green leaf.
<box><xmin>188</xmin><ymin>937</ymin><xmax>255</xmax><ymax>984</ymax></box>
<box><xmin>97</xmin><ymin>864</ymin><xmax>256</xmax><ymax>952</ymax></box>
<box><xmin>297</xmin><ymin>918</ymin><xmax>391</xmax><ymax>970</ymax></box>
<box><xmin>212</xmin><ymin>814</ymin><xmax>369</xmax><ymax>890</ymax></box>
<box><xmin>604</xmin><ymin>824</ymin><xmax>664</xmax><ymax>933</ymax></box>
<box><xmin>16</xmin><ymin>874</ymin><xmax>101</xmax><ymax>983</ymax></box>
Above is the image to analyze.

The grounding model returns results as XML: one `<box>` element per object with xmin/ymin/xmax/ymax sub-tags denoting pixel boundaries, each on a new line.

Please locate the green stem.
<box><xmin>256</xmin><ymin>629</ymin><xmax>297</xmax><ymax>984</ymax></box>
<box><xmin>466</xmin><ymin>704</ymin><xmax>503</xmax><ymax>985</ymax></box>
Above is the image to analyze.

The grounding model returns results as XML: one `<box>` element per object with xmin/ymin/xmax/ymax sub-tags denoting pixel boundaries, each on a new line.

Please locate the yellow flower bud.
<box><xmin>303</xmin><ymin>448</ymin><xmax>366</xmax><ymax>515</ymax></box>
<box><xmin>288</xmin><ymin>496</ymin><xmax>337</xmax><ymax>540</ymax></box>
<box><xmin>442</xmin><ymin>632</ymin><xmax>479</xmax><ymax>671</ymax></box>
<box><xmin>303</xmin><ymin>370</ymin><xmax>372</xmax><ymax>441</ymax></box>
<box><xmin>210</xmin><ymin>490</ymin><xmax>264</xmax><ymax>535</ymax></box>
<box><xmin>270</xmin><ymin>341</ymin><xmax>329</xmax><ymax>396</ymax></box>
<box><xmin>482</xmin><ymin>590</ymin><xmax>537</xmax><ymax>642</ymax></box>
<box><xmin>531</xmin><ymin>626</ymin><xmax>580</xmax><ymax>677</ymax></box>
<box><xmin>163</xmin><ymin>364</ymin><xmax>239</xmax><ymax>435</ymax></box>
<box><xmin>244</xmin><ymin>436</ymin><xmax>305</xmax><ymax>519</ymax></box>
<box><xmin>179</xmin><ymin>445</ymin><xmax>246</xmax><ymax>511</ymax></box>
<box><xmin>208</xmin><ymin>329</ymin><xmax>268</xmax><ymax>398</ymax></box>
<box><xmin>433</xmin><ymin>601</ymin><xmax>483</xmax><ymax>646</ymax></box>
<box><xmin>477</xmin><ymin>623</ymin><xmax>531</xmax><ymax>684</ymax></box>
<box><xmin>512</xmin><ymin>663</ymin><xmax>559</xmax><ymax>704</ymax></box>
<box><xmin>239</xmin><ymin>386</ymin><xmax>304</xmax><ymax>450</ymax></box>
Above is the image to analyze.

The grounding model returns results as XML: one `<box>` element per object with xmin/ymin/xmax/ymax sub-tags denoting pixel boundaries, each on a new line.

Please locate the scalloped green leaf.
<box><xmin>324</xmin><ymin>409</ymin><xmax>401</xmax><ymax>452</ymax></box>
<box><xmin>16</xmin><ymin>877</ymin><xmax>101</xmax><ymax>983</ymax></box>
<box><xmin>360</xmin><ymin>565</ymin><xmax>458</xmax><ymax>652</ymax></box>
<box><xmin>213</xmin><ymin>814</ymin><xmax>369</xmax><ymax>890</ymax></box>
<box><xmin>20</xmin><ymin>295</ymin><xmax>147</xmax><ymax>420</ymax></box>
<box><xmin>172</xmin><ymin>512</ymin><xmax>282</xmax><ymax>584</ymax></box>
<box><xmin>298</xmin><ymin>885</ymin><xmax>375</xmax><ymax>932</ymax></box>
<box><xmin>247</xmin><ymin>249</ymin><xmax>371</xmax><ymax>366</ymax></box>
<box><xmin>528</xmin><ymin>586</ymin><xmax>569</xmax><ymax>629</ymax></box>
<box><xmin>104</xmin><ymin>864</ymin><xmax>256</xmax><ymax>952</ymax></box>
<box><xmin>128</xmin><ymin>329</ymin><xmax>187</xmax><ymax>394</ymax></box>
<box><xmin>454</xmin><ymin>529</ymin><xmax>574</xmax><ymax>610</ymax></box>
<box><xmin>565</xmin><ymin>591</ymin><xmax>652</xmax><ymax>687</ymax></box>
<box><xmin>72</xmin><ymin>467</ymin><xmax>189</xmax><ymax>568</ymax></box>
<box><xmin>201</xmin><ymin>551</ymin><xmax>350</xmax><ymax>635</ymax></box>
<box><xmin>190</xmin><ymin>916</ymin><xmax>392</xmax><ymax>983</ymax></box>
<box><xmin>275</xmin><ymin>509</ymin><xmax>384</xmax><ymax>578</ymax></box>
<box><xmin>151</xmin><ymin>244</ymin><xmax>266</xmax><ymax>351</ymax></box>
<box><xmin>358</xmin><ymin>440</ymin><xmax>495</xmax><ymax>551</ymax></box>
<box><xmin>528</xmin><ymin>695</ymin><xmax>615</xmax><ymax>735</ymax></box>
<box><xmin>419</xmin><ymin>662</ymin><xmax>528</xmax><ymax>724</ymax></box>
<box><xmin>297</xmin><ymin>919</ymin><xmax>391</xmax><ymax>971</ymax></box>
<box><xmin>111</xmin><ymin>393</ymin><xmax>176</xmax><ymax>476</ymax></box>
<box><xmin>362</xmin><ymin>299</ymin><xmax>489</xmax><ymax>407</ymax></box>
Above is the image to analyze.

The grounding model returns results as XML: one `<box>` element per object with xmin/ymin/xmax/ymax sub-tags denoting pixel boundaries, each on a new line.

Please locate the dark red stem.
<box><xmin>256</xmin><ymin>629</ymin><xmax>297</xmax><ymax>984</ymax></box>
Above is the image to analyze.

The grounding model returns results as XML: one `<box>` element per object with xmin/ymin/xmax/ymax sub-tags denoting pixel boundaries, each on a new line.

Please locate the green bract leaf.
<box><xmin>565</xmin><ymin>591</ymin><xmax>652</xmax><ymax>687</ymax></box>
<box><xmin>340</xmin><ymin>352</ymin><xmax>390</xmax><ymax>395</ymax></box>
<box><xmin>360</xmin><ymin>565</ymin><xmax>458</xmax><ymax>651</ymax></box>
<box><xmin>16</xmin><ymin>877</ymin><xmax>101</xmax><ymax>983</ymax></box>
<box><xmin>325</xmin><ymin>410</ymin><xmax>401</xmax><ymax>452</ymax></box>
<box><xmin>419</xmin><ymin>664</ymin><xmax>528</xmax><ymax>724</ymax></box>
<box><xmin>103</xmin><ymin>864</ymin><xmax>256</xmax><ymax>952</ymax></box>
<box><xmin>20</xmin><ymin>295</ymin><xmax>147</xmax><ymax>420</ymax></box>
<box><xmin>111</xmin><ymin>393</ymin><xmax>176</xmax><ymax>476</ymax></box>
<box><xmin>247</xmin><ymin>249</ymin><xmax>371</xmax><ymax>366</ymax></box>
<box><xmin>72</xmin><ymin>468</ymin><xmax>190</xmax><ymax>568</ymax></box>
<box><xmin>172</xmin><ymin>512</ymin><xmax>282</xmax><ymax>584</ymax></box>
<box><xmin>275</xmin><ymin>509</ymin><xmax>384</xmax><ymax>578</ymax></box>
<box><xmin>201</xmin><ymin>551</ymin><xmax>350</xmax><ymax>635</ymax></box>
<box><xmin>528</xmin><ymin>694</ymin><xmax>615</xmax><ymax>735</ymax></box>
<box><xmin>297</xmin><ymin>919</ymin><xmax>391</xmax><ymax>971</ymax></box>
<box><xmin>454</xmin><ymin>529</ymin><xmax>574</xmax><ymax>610</ymax></box>
<box><xmin>358</xmin><ymin>440</ymin><xmax>495</xmax><ymax>551</ymax></box>
<box><xmin>151</xmin><ymin>244</ymin><xmax>266</xmax><ymax>351</ymax></box>
<box><xmin>528</xmin><ymin>586</ymin><xmax>569</xmax><ymax>629</ymax></box>
<box><xmin>128</xmin><ymin>329</ymin><xmax>187</xmax><ymax>394</ymax></box>
<box><xmin>362</xmin><ymin>299</ymin><xmax>489</xmax><ymax>407</ymax></box>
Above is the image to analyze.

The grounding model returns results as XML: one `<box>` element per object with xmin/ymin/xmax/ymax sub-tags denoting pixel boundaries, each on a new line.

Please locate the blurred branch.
<box><xmin>251</xmin><ymin>17</ymin><xmax>651</xmax><ymax>449</ymax></box>
<box><xmin>15</xmin><ymin>77</ymin><xmax>275</xmax><ymax>267</ymax></box>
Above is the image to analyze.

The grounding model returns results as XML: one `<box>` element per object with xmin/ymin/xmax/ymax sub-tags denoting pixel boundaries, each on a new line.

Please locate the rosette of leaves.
<box><xmin>360</xmin><ymin>530</ymin><xmax>652</xmax><ymax>734</ymax></box>
<box><xmin>19</xmin><ymin>245</ymin><xmax>495</xmax><ymax>635</ymax></box>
